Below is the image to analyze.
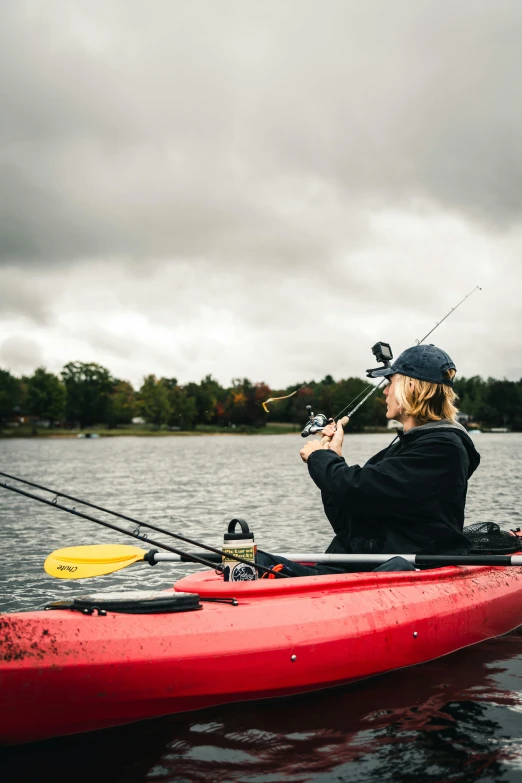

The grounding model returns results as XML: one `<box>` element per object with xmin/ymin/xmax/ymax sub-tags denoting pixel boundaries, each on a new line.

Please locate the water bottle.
<box><xmin>222</xmin><ymin>519</ymin><xmax>257</xmax><ymax>581</ymax></box>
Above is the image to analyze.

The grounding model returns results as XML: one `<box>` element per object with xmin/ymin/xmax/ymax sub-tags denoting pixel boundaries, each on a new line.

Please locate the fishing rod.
<box><xmin>301</xmin><ymin>286</ymin><xmax>482</xmax><ymax>438</ymax></box>
<box><xmin>0</xmin><ymin>474</ymin><xmax>289</xmax><ymax>578</ymax></box>
<box><xmin>415</xmin><ymin>285</ymin><xmax>482</xmax><ymax>345</ymax></box>
<box><xmin>332</xmin><ymin>379</ymin><xmax>386</xmax><ymax>422</ymax></box>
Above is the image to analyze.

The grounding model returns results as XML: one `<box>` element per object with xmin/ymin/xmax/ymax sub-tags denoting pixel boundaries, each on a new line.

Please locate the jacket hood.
<box><xmin>400</xmin><ymin>419</ymin><xmax>481</xmax><ymax>477</ymax></box>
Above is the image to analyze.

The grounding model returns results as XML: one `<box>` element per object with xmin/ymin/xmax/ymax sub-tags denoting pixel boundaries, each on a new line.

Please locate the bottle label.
<box><xmin>222</xmin><ymin>544</ymin><xmax>257</xmax><ymax>581</ymax></box>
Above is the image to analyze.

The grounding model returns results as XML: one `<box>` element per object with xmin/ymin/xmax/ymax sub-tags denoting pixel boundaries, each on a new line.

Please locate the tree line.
<box><xmin>0</xmin><ymin>362</ymin><xmax>521</xmax><ymax>431</ymax></box>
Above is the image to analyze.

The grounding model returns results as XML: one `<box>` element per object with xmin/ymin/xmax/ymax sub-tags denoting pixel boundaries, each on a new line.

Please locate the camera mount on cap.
<box><xmin>365</xmin><ymin>342</ymin><xmax>393</xmax><ymax>377</ymax></box>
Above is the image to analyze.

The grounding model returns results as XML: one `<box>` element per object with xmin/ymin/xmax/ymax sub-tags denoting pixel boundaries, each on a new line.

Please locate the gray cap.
<box><xmin>368</xmin><ymin>344</ymin><xmax>456</xmax><ymax>387</ymax></box>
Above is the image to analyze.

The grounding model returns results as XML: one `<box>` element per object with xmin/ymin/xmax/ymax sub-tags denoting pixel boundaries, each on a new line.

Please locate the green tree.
<box><xmin>62</xmin><ymin>362</ymin><xmax>114</xmax><ymax>428</ymax></box>
<box><xmin>454</xmin><ymin>375</ymin><xmax>510</xmax><ymax>429</ymax></box>
<box><xmin>185</xmin><ymin>374</ymin><xmax>224</xmax><ymax>424</ymax></box>
<box><xmin>161</xmin><ymin>378</ymin><xmax>198</xmax><ymax>430</ymax></box>
<box><xmin>108</xmin><ymin>380</ymin><xmax>137</xmax><ymax>427</ymax></box>
<box><xmin>453</xmin><ymin>376</ymin><xmax>486</xmax><ymax>423</ymax></box>
<box><xmin>324</xmin><ymin>377</ymin><xmax>379</xmax><ymax>431</ymax></box>
<box><xmin>26</xmin><ymin>368</ymin><xmax>66</xmax><ymax>423</ymax></box>
<box><xmin>139</xmin><ymin>375</ymin><xmax>171</xmax><ymax>428</ymax></box>
<box><xmin>482</xmin><ymin>378</ymin><xmax>521</xmax><ymax>429</ymax></box>
<box><xmin>0</xmin><ymin>369</ymin><xmax>23</xmax><ymax>422</ymax></box>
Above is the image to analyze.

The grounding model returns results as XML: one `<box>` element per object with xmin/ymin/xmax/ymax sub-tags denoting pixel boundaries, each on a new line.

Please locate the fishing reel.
<box><xmin>301</xmin><ymin>341</ymin><xmax>394</xmax><ymax>438</ymax></box>
<box><xmin>301</xmin><ymin>407</ymin><xmax>332</xmax><ymax>438</ymax></box>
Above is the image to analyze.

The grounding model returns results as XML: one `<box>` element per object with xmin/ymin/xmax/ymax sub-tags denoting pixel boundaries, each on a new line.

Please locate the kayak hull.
<box><xmin>2</xmin><ymin>564</ymin><xmax>522</xmax><ymax>745</ymax></box>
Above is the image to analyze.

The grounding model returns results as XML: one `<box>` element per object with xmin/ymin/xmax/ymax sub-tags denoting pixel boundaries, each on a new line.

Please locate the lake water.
<box><xmin>2</xmin><ymin>432</ymin><xmax>522</xmax><ymax>782</ymax></box>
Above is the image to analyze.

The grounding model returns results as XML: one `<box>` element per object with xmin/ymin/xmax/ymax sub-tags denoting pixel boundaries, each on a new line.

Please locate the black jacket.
<box><xmin>307</xmin><ymin>421</ymin><xmax>481</xmax><ymax>555</ymax></box>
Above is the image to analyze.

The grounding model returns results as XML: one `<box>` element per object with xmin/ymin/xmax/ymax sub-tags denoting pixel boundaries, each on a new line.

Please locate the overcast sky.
<box><xmin>1</xmin><ymin>0</ymin><xmax>521</xmax><ymax>390</ymax></box>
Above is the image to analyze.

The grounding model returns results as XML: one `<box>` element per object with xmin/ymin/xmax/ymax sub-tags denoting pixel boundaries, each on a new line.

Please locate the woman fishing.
<box><xmin>259</xmin><ymin>343</ymin><xmax>481</xmax><ymax>576</ymax></box>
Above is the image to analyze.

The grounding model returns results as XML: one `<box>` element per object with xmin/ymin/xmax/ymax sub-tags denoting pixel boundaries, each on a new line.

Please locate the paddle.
<box><xmin>45</xmin><ymin>545</ymin><xmax>146</xmax><ymax>579</ymax></box>
<box><xmin>44</xmin><ymin>544</ymin><xmax>522</xmax><ymax>579</ymax></box>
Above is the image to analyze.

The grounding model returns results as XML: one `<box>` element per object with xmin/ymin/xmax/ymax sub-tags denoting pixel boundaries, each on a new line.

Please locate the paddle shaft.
<box><xmin>0</xmin><ymin>481</ymin><xmax>288</xmax><ymax>578</ymax></box>
<box><xmin>151</xmin><ymin>551</ymin><xmax>522</xmax><ymax>566</ymax></box>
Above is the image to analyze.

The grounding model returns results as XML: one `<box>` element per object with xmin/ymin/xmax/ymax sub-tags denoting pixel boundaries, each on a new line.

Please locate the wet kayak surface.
<box><xmin>1</xmin><ymin>433</ymin><xmax>522</xmax><ymax>781</ymax></box>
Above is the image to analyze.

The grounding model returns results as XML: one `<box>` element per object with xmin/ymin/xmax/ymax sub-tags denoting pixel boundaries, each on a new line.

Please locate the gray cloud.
<box><xmin>2</xmin><ymin>1</ymin><xmax>522</xmax><ymax>269</ymax></box>
<box><xmin>0</xmin><ymin>2</ymin><xmax>521</xmax><ymax>385</ymax></box>
<box><xmin>0</xmin><ymin>267</ymin><xmax>52</xmax><ymax>324</ymax></box>
<box><xmin>0</xmin><ymin>335</ymin><xmax>44</xmax><ymax>375</ymax></box>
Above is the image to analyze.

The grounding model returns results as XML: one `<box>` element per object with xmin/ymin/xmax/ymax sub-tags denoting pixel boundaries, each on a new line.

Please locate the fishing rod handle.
<box><xmin>320</xmin><ymin>416</ymin><xmax>349</xmax><ymax>446</ymax></box>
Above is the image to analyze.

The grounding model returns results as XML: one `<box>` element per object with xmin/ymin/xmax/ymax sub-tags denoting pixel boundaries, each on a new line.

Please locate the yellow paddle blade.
<box><xmin>44</xmin><ymin>544</ymin><xmax>146</xmax><ymax>579</ymax></box>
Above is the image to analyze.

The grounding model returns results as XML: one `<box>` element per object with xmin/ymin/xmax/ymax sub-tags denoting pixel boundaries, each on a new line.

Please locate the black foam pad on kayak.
<box><xmin>45</xmin><ymin>590</ymin><xmax>202</xmax><ymax>614</ymax></box>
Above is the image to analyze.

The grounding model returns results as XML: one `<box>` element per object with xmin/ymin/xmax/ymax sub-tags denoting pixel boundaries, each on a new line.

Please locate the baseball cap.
<box><xmin>367</xmin><ymin>344</ymin><xmax>456</xmax><ymax>387</ymax></box>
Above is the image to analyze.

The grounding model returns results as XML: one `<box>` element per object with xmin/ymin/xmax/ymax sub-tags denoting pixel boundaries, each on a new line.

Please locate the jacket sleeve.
<box><xmin>320</xmin><ymin>489</ymin><xmax>351</xmax><ymax>536</ymax></box>
<box><xmin>307</xmin><ymin>437</ymin><xmax>466</xmax><ymax>514</ymax></box>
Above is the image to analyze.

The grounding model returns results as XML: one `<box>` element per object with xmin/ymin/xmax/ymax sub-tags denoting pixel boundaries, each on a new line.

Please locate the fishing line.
<box><xmin>331</xmin><ymin>381</ymin><xmax>384</xmax><ymax>421</ymax></box>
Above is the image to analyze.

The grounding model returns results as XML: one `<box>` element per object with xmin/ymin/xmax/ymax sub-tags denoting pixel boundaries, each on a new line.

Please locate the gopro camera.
<box><xmin>371</xmin><ymin>342</ymin><xmax>392</xmax><ymax>364</ymax></box>
<box><xmin>366</xmin><ymin>341</ymin><xmax>393</xmax><ymax>377</ymax></box>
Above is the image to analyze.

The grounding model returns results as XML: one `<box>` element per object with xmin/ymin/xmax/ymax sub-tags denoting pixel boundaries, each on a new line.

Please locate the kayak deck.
<box><xmin>2</xmin><ymin>565</ymin><xmax>522</xmax><ymax>745</ymax></box>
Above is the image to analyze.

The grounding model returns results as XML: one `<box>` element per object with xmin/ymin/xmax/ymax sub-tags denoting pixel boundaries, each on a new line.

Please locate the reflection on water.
<box><xmin>2</xmin><ymin>433</ymin><xmax>522</xmax><ymax>781</ymax></box>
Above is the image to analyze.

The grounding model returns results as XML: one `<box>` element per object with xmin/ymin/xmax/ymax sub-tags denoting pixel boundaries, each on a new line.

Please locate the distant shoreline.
<box><xmin>0</xmin><ymin>426</ymin><xmax>507</xmax><ymax>439</ymax></box>
<box><xmin>0</xmin><ymin>424</ymin><xmax>393</xmax><ymax>439</ymax></box>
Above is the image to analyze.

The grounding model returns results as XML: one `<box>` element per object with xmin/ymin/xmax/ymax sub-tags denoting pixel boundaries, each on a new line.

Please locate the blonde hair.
<box><xmin>393</xmin><ymin>369</ymin><xmax>459</xmax><ymax>425</ymax></box>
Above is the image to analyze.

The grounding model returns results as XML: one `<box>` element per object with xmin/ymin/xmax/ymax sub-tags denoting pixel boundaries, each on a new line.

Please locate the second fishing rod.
<box><xmin>0</xmin><ymin>473</ymin><xmax>289</xmax><ymax>579</ymax></box>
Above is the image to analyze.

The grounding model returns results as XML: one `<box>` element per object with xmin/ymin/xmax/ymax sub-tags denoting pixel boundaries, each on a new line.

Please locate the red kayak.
<box><xmin>2</xmin><ymin>563</ymin><xmax>522</xmax><ymax>746</ymax></box>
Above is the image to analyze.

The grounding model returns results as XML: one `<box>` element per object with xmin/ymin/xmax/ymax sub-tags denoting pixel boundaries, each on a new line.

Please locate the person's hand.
<box><xmin>327</xmin><ymin>419</ymin><xmax>345</xmax><ymax>457</ymax></box>
<box><xmin>321</xmin><ymin>420</ymin><xmax>337</xmax><ymax>439</ymax></box>
<box><xmin>300</xmin><ymin>440</ymin><xmax>324</xmax><ymax>462</ymax></box>
<box><xmin>300</xmin><ymin>417</ymin><xmax>348</xmax><ymax>462</ymax></box>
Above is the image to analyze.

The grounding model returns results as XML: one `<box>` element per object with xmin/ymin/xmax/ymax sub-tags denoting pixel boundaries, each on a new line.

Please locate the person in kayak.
<box><xmin>304</xmin><ymin>342</ymin><xmax>480</xmax><ymax>560</ymax></box>
<box><xmin>258</xmin><ymin>343</ymin><xmax>480</xmax><ymax>576</ymax></box>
